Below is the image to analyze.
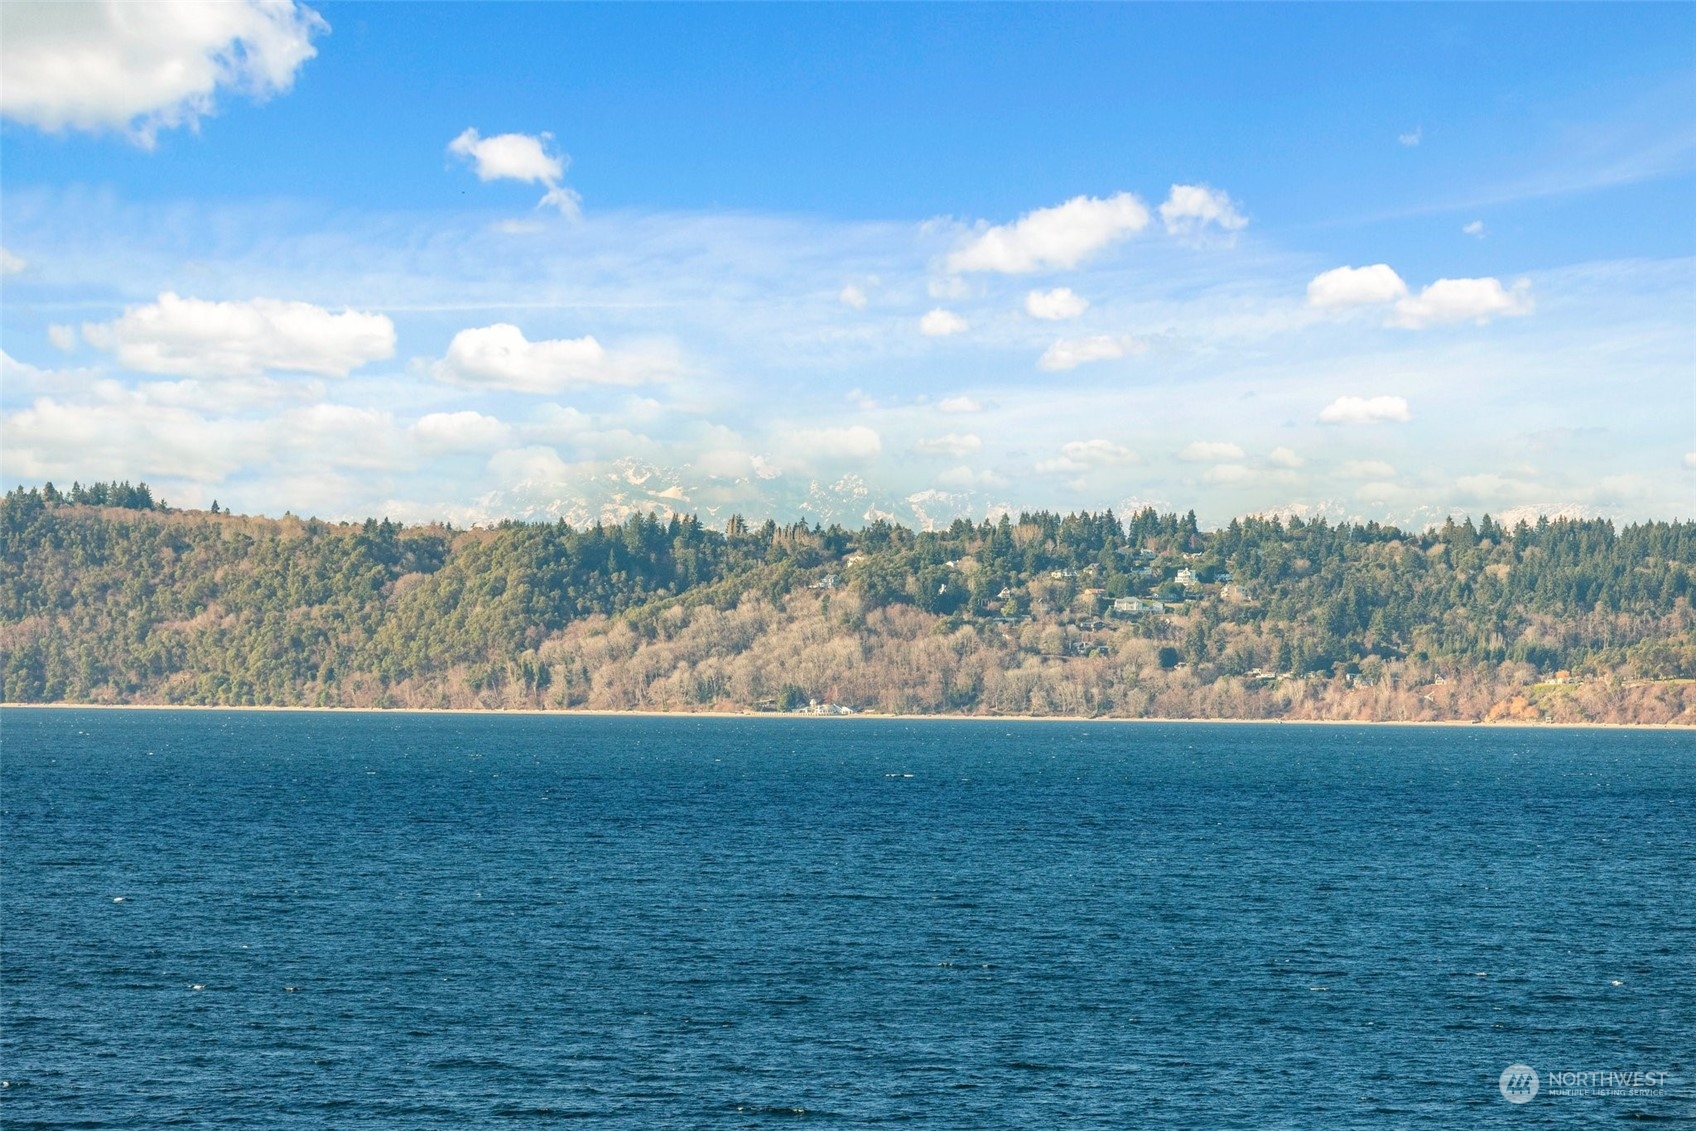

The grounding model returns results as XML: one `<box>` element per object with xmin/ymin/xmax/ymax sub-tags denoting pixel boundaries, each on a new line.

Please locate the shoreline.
<box><xmin>2</xmin><ymin>701</ymin><xmax>1688</xmax><ymax>730</ymax></box>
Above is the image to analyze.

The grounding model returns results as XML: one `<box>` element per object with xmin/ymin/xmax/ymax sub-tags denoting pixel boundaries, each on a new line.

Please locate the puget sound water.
<box><xmin>2</xmin><ymin>709</ymin><xmax>1691</xmax><ymax>1127</ymax></box>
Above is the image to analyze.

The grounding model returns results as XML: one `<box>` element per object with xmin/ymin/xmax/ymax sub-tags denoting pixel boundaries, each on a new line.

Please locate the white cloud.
<box><xmin>920</xmin><ymin>308</ymin><xmax>968</xmax><ymax>337</ymax></box>
<box><xmin>1454</xmin><ymin>473</ymin><xmax>1539</xmax><ymax>502</ymax></box>
<box><xmin>1463</xmin><ymin>220</ymin><xmax>1486</xmax><ymax>239</ymax></box>
<box><xmin>47</xmin><ymin>324</ymin><xmax>78</xmax><ymax>351</ymax></box>
<box><xmin>1306</xmin><ymin>264</ymin><xmax>1409</xmax><ymax>309</ymax></box>
<box><xmin>694</xmin><ymin>447</ymin><xmax>755</xmax><ymax>479</ymax></box>
<box><xmin>1392</xmin><ymin>277</ymin><xmax>1533</xmax><ymax>328</ymax></box>
<box><xmin>525</xmin><ymin>403</ymin><xmax>592</xmax><ymax>441</ymax></box>
<box><xmin>1684</xmin><ymin>452</ymin><xmax>1696</xmax><ymax>471</ymax></box>
<box><xmin>412</xmin><ymin>410</ymin><xmax>513</xmax><ymax>454</ymax></box>
<box><xmin>2</xmin><ymin>350</ymin><xmax>298</xmax><ymax>413</ymax></box>
<box><xmin>1158</xmin><ymin>184</ymin><xmax>1248</xmax><ymax>237</ymax></box>
<box><xmin>946</xmin><ymin>192</ymin><xmax>1150</xmax><ymax>274</ymax></box>
<box><xmin>14</xmin><ymin>169</ymin><xmax>1687</xmax><ymax>528</ymax></box>
<box><xmin>280</xmin><ymin>404</ymin><xmax>400</xmax><ymax>469</ymax></box>
<box><xmin>1037</xmin><ymin>335</ymin><xmax>1141</xmax><ymax>372</ymax></box>
<box><xmin>1318</xmin><ymin>395</ymin><xmax>1412</xmax><ymax>425</ymax></box>
<box><xmin>1339</xmin><ymin>459</ymin><xmax>1397</xmax><ymax>479</ymax></box>
<box><xmin>1203</xmin><ymin>464</ymin><xmax>1257</xmax><ymax>485</ymax></box>
<box><xmin>431</xmin><ymin>323</ymin><xmax>672</xmax><ymax>393</ymax></box>
<box><xmin>448</xmin><ymin>128</ymin><xmax>579</xmax><ymax>217</ymax></box>
<box><xmin>0</xmin><ymin>349</ymin><xmax>96</xmax><ymax>394</ymax></box>
<box><xmin>449</xmin><ymin>128</ymin><xmax>561</xmax><ymax>184</ymax></box>
<box><xmin>0</xmin><ymin>247</ymin><xmax>25</xmax><ymax>275</ymax></box>
<box><xmin>1062</xmin><ymin>439</ymin><xmax>1137</xmax><ymax>465</ymax></box>
<box><xmin>1307</xmin><ymin>266</ymin><xmax>1532</xmax><ymax>328</ymax></box>
<box><xmin>1</xmin><ymin>393</ymin><xmax>257</xmax><ymax>481</ymax></box>
<box><xmin>1178</xmin><ymin>441</ymin><xmax>1245</xmax><ymax>463</ymax></box>
<box><xmin>936</xmin><ymin>465</ymin><xmax>1008</xmax><ymax>489</ymax></box>
<box><xmin>839</xmin><ymin>284</ymin><xmax>868</xmax><ymax>310</ymax></box>
<box><xmin>1037</xmin><ymin>438</ymin><xmax>1138</xmax><ymax>473</ymax></box>
<box><xmin>487</xmin><ymin>444</ymin><xmax>572</xmax><ymax>492</ymax></box>
<box><xmin>1399</xmin><ymin>128</ymin><xmax>1422</xmax><ymax>147</ymax></box>
<box><xmin>0</xmin><ymin>0</ymin><xmax>325</xmax><ymax>145</ymax></box>
<box><xmin>81</xmin><ymin>292</ymin><xmax>394</xmax><ymax>378</ymax></box>
<box><xmin>914</xmin><ymin>433</ymin><xmax>982</xmax><ymax>458</ymax></box>
<box><xmin>793</xmin><ymin>425</ymin><xmax>882</xmax><ymax>460</ymax></box>
<box><xmin>937</xmin><ymin>396</ymin><xmax>982</xmax><ymax>414</ymax></box>
<box><xmin>1024</xmin><ymin>286</ymin><xmax>1089</xmax><ymax>321</ymax></box>
<box><xmin>1268</xmin><ymin>446</ymin><xmax>1305</xmax><ymax>469</ymax></box>
<box><xmin>1355</xmin><ymin>481</ymin><xmax>1403</xmax><ymax>503</ymax></box>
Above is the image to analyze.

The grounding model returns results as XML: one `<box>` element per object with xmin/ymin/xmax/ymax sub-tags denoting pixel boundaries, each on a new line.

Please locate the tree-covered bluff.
<box><xmin>3</xmin><ymin>483</ymin><xmax>1693</xmax><ymax>723</ymax></box>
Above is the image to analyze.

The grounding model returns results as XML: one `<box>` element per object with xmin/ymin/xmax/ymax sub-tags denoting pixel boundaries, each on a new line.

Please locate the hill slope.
<box><xmin>3</xmin><ymin>485</ymin><xmax>1692</xmax><ymax>723</ymax></box>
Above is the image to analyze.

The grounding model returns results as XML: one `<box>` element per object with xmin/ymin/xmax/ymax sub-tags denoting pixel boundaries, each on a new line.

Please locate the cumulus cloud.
<box><xmin>937</xmin><ymin>395</ymin><xmax>982</xmax><ymax>414</ymax></box>
<box><xmin>1</xmin><ymin>393</ymin><xmax>258</xmax><ymax>481</ymax></box>
<box><xmin>280</xmin><ymin>403</ymin><xmax>401</xmax><ymax>469</ymax></box>
<box><xmin>914</xmin><ymin>433</ymin><xmax>983</xmax><ymax>458</ymax></box>
<box><xmin>1037</xmin><ymin>438</ymin><xmax>1138</xmax><ymax>473</ymax></box>
<box><xmin>1024</xmin><ymin>287</ymin><xmax>1089</xmax><ymax>321</ymax></box>
<box><xmin>0</xmin><ymin>0</ymin><xmax>325</xmax><ymax>145</ymax></box>
<box><xmin>411</xmin><ymin>410</ymin><xmax>513</xmax><ymax>454</ymax></box>
<box><xmin>919</xmin><ymin>308</ymin><xmax>968</xmax><ymax>337</ymax></box>
<box><xmin>1463</xmin><ymin>220</ymin><xmax>1486</xmax><ymax>239</ymax></box>
<box><xmin>1037</xmin><ymin>335</ymin><xmax>1141</xmax><ymax>372</ymax></box>
<box><xmin>0</xmin><ymin>349</ymin><xmax>97</xmax><ymax>395</ymax></box>
<box><xmin>1158</xmin><ymin>184</ymin><xmax>1248</xmax><ymax>237</ymax></box>
<box><xmin>792</xmin><ymin>425</ymin><xmax>882</xmax><ymax>460</ymax></box>
<box><xmin>1392</xmin><ymin>277</ymin><xmax>1533</xmax><ymax>328</ymax></box>
<box><xmin>1268</xmin><ymin>446</ymin><xmax>1305</xmax><ymax>469</ymax></box>
<box><xmin>1</xmin><ymin>247</ymin><xmax>25</xmax><ymax>275</ymax></box>
<box><xmin>81</xmin><ymin>292</ymin><xmax>394</xmax><ymax>378</ymax></box>
<box><xmin>448</xmin><ymin>128</ymin><xmax>580</xmax><ymax>217</ymax></box>
<box><xmin>946</xmin><ymin>192</ymin><xmax>1150</xmax><ymax>274</ymax></box>
<box><xmin>839</xmin><ymin>284</ymin><xmax>868</xmax><ymax>310</ymax></box>
<box><xmin>431</xmin><ymin>323</ymin><xmax>672</xmax><ymax>393</ymax></box>
<box><xmin>1399</xmin><ymin>128</ymin><xmax>1422</xmax><ymax>147</ymax></box>
<box><xmin>1178</xmin><ymin>440</ymin><xmax>1246</xmax><ymax>463</ymax></box>
<box><xmin>47</xmin><ymin>324</ymin><xmax>78</xmax><ymax>351</ymax></box>
<box><xmin>1306</xmin><ymin>264</ymin><xmax>1409</xmax><ymax>309</ymax></box>
<box><xmin>1685</xmin><ymin>452</ymin><xmax>1696</xmax><ymax>471</ymax></box>
<box><xmin>1307</xmin><ymin>266</ymin><xmax>1532</xmax><ymax>328</ymax></box>
<box><xmin>1318</xmin><ymin>395</ymin><xmax>1412</xmax><ymax>425</ymax></box>
<box><xmin>1339</xmin><ymin>459</ymin><xmax>1397</xmax><ymax>479</ymax></box>
<box><xmin>1062</xmin><ymin>439</ymin><xmax>1137</xmax><ymax>464</ymax></box>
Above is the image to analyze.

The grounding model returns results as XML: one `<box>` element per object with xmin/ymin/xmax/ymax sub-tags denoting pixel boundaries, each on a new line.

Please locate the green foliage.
<box><xmin>2</xmin><ymin>484</ymin><xmax>1692</xmax><ymax>707</ymax></box>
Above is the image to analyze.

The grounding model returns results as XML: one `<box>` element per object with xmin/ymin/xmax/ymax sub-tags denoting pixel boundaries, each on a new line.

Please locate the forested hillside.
<box><xmin>3</xmin><ymin>482</ymin><xmax>1693</xmax><ymax>723</ymax></box>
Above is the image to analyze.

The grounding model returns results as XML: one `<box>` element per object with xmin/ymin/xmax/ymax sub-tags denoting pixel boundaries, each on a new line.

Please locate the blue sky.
<box><xmin>2</xmin><ymin>2</ymin><xmax>1692</xmax><ymax>529</ymax></box>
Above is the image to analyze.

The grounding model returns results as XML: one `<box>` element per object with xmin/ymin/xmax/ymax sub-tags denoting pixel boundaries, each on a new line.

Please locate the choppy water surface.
<box><xmin>3</xmin><ymin>710</ymin><xmax>1692</xmax><ymax>1127</ymax></box>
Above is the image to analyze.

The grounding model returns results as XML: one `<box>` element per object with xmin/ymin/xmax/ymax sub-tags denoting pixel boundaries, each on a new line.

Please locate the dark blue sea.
<box><xmin>2</xmin><ymin>710</ymin><xmax>1691</xmax><ymax>1127</ymax></box>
